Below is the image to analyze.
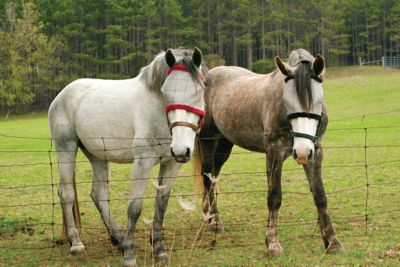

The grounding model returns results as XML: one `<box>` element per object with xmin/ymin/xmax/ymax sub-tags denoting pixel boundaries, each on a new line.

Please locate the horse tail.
<box><xmin>192</xmin><ymin>137</ymin><xmax>204</xmax><ymax>194</ymax></box>
<box><xmin>61</xmin><ymin>174</ymin><xmax>82</xmax><ymax>241</ymax></box>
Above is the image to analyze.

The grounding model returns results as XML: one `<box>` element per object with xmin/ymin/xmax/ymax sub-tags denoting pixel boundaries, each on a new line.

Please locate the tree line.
<box><xmin>0</xmin><ymin>0</ymin><xmax>399</xmax><ymax>116</ymax></box>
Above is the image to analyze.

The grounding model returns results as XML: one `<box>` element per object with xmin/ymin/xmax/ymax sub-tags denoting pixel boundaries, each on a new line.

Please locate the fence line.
<box><xmin>0</xmin><ymin>122</ymin><xmax>399</xmax><ymax>265</ymax></box>
<box><xmin>2</xmin><ymin>106</ymin><xmax>400</xmax><ymax>141</ymax></box>
<box><xmin>359</xmin><ymin>56</ymin><xmax>400</xmax><ymax>68</ymax></box>
<box><xmin>0</xmin><ymin>159</ymin><xmax>398</xmax><ymax>191</ymax></box>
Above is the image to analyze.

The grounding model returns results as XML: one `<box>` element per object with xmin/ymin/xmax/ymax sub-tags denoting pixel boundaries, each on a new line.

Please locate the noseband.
<box><xmin>284</xmin><ymin>72</ymin><xmax>323</xmax><ymax>145</ymax></box>
<box><xmin>287</xmin><ymin>113</ymin><xmax>321</xmax><ymax>144</ymax></box>
<box><xmin>168</xmin><ymin>120</ymin><xmax>202</xmax><ymax>134</ymax></box>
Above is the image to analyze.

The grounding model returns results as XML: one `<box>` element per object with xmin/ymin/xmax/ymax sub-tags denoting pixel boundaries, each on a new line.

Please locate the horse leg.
<box><xmin>265</xmin><ymin>149</ymin><xmax>284</xmax><ymax>257</ymax></box>
<box><xmin>303</xmin><ymin>146</ymin><xmax>343</xmax><ymax>253</ymax></box>
<box><xmin>122</xmin><ymin>157</ymin><xmax>158</xmax><ymax>267</ymax></box>
<box><xmin>204</xmin><ymin>137</ymin><xmax>233</xmax><ymax>232</ymax></box>
<box><xmin>151</xmin><ymin>159</ymin><xmax>182</xmax><ymax>261</ymax></box>
<box><xmin>54</xmin><ymin>139</ymin><xmax>85</xmax><ymax>254</ymax></box>
<box><xmin>82</xmin><ymin>150</ymin><xmax>124</xmax><ymax>248</ymax></box>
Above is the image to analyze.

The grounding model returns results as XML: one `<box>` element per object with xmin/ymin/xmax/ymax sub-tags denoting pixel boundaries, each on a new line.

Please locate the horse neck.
<box><xmin>139</xmin><ymin>55</ymin><xmax>168</xmax><ymax>93</ymax></box>
<box><xmin>266</xmin><ymin>71</ymin><xmax>290</xmax><ymax>129</ymax></box>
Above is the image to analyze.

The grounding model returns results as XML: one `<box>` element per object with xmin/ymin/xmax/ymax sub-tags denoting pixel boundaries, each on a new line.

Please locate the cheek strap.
<box><xmin>169</xmin><ymin>121</ymin><xmax>201</xmax><ymax>134</ymax></box>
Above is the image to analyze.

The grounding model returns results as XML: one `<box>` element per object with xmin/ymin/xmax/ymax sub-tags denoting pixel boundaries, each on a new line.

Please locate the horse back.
<box><xmin>49</xmin><ymin>78</ymin><xmax>169</xmax><ymax>162</ymax></box>
<box><xmin>204</xmin><ymin>66</ymin><xmax>286</xmax><ymax>152</ymax></box>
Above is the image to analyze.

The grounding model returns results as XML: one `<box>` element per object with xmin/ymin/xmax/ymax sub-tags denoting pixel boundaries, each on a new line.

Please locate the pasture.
<box><xmin>1</xmin><ymin>66</ymin><xmax>400</xmax><ymax>266</ymax></box>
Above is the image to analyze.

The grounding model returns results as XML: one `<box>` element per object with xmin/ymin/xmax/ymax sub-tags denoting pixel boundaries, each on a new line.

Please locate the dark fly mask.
<box><xmin>161</xmin><ymin>64</ymin><xmax>205</xmax><ymax>134</ymax></box>
<box><xmin>283</xmin><ymin>75</ymin><xmax>324</xmax><ymax>144</ymax></box>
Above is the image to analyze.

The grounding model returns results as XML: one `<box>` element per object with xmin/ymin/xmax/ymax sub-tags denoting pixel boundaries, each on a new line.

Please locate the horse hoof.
<box><xmin>156</xmin><ymin>251</ymin><xmax>169</xmax><ymax>262</ymax></box>
<box><xmin>122</xmin><ymin>256</ymin><xmax>137</xmax><ymax>267</ymax></box>
<box><xmin>70</xmin><ymin>243</ymin><xmax>85</xmax><ymax>255</ymax></box>
<box><xmin>267</xmin><ymin>242</ymin><xmax>283</xmax><ymax>257</ymax></box>
<box><xmin>327</xmin><ymin>237</ymin><xmax>343</xmax><ymax>253</ymax></box>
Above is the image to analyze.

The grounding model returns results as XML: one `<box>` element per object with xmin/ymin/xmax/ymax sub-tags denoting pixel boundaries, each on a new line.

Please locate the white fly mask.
<box><xmin>161</xmin><ymin>62</ymin><xmax>205</xmax><ymax>163</ymax></box>
<box><xmin>283</xmin><ymin>77</ymin><xmax>324</xmax><ymax>123</ymax></box>
<box><xmin>276</xmin><ymin>54</ymin><xmax>326</xmax><ymax>165</ymax></box>
<box><xmin>282</xmin><ymin>74</ymin><xmax>324</xmax><ymax>165</ymax></box>
<box><xmin>161</xmin><ymin>65</ymin><xmax>205</xmax><ymax>122</ymax></box>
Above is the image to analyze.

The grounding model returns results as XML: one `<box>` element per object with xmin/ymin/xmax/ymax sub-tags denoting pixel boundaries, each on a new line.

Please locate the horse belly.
<box><xmin>79</xmin><ymin>138</ymin><xmax>135</xmax><ymax>163</ymax></box>
<box><xmin>74</xmin><ymin>96</ymin><xmax>138</xmax><ymax>162</ymax></box>
<box><xmin>212</xmin><ymin>100</ymin><xmax>266</xmax><ymax>152</ymax></box>
<box><xmin>219</xmin><ymin>125</ymin><xmax>265</xmax><ymax>152</ymax></box>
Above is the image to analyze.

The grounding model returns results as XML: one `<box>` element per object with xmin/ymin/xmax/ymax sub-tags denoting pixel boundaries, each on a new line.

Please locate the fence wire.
<box><xmin>0</xmin><ymin>120</ymin><xmax>399</xmax><ymax>265</ymax></box>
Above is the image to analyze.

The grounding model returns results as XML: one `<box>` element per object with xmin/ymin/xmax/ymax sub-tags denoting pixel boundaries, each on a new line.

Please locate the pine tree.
<box><xmin>0</xmin><ymin>1</ymin><xmax>63</xmax><ymax>117</ymax></box>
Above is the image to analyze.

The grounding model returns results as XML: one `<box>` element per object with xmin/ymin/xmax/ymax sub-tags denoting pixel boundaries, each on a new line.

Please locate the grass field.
<box><xmin>1</xmin><ymin>66</ymin><xmax>400</xmax><ymax>266</ymax></box>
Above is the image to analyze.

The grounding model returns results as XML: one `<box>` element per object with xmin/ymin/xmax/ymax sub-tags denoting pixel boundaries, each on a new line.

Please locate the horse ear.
<box><xmin>165</xmin><ymin>49</ymin><xmax>176</xmax><ymax>68</ymax></box>
<box><xmin>313</xmin><ymin>54</ymin><xmax>325</xmax><ymax>75</ymax></box>
<box><xmin>193</xmin><ymin>47</ymin><xmax>203</xmax><ymax>67</ymax></box>
<box><xmin>275</xmin><ymin>56</ymin><xmax>293</xmax><ymax>76</ymax></box>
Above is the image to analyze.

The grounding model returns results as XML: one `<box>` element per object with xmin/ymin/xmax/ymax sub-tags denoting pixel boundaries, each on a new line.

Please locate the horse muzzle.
<box><xmin>293</xmin><ymin>148</ymin><xmax>313</xmax><ymax>165</ymax></box>
<box><xmin>170</xmin><ymin>147</ymin><xmax>191</xmax><ymax>163</ymax></box>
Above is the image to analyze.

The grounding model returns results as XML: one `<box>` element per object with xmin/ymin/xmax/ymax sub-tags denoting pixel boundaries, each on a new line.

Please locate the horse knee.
<box><xmin>58</xmin><ymin>184</ymin><xmax>75</xmax><ymax>203</ymax></box>
<box><xmin>90</xmin><ymin>186</ymin><xmax>107</xmax><ymax>202</ymax></box>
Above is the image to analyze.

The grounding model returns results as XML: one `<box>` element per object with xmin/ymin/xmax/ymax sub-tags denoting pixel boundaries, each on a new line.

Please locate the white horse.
<box><xmin>48</xmin><ymin>48</ymin><xmax>206</xmax><ymax>266</ymax></box>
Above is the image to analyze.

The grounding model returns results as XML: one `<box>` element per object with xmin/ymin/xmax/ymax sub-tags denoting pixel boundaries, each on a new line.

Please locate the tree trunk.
<box><xmin>218</xmin><ymin>0</ymin><xmax>223</xmax><ymax>58</ymax></box>
<box><xmin>247</xmin><ymin>32</ymin><xmax>253</xmax><ymax>69</ymax></box>
<box><xmin>5</xmin><ymin>109</ymin><xmax>10</xmax><ymax>120</ymax></box>
<box><xmin>232</xmin><ymin>26</ymin><xmax>238</xmax><ymax>66</ymax></box>
<box><xmin>261</xmin><ymin>0</ymin><xmax>266</xmax><ymax>59</ymax></box>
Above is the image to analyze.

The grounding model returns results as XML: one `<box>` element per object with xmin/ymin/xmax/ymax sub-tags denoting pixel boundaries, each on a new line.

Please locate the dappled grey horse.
<box><xmin>193</xmin><ymin>49</ymin><xmax>343</xmax><ymax>256</ymax></box>
<box><xmin>49</xmin><ymin>48</ymin><xmax>206</xmax><ymax>266</ymax></box>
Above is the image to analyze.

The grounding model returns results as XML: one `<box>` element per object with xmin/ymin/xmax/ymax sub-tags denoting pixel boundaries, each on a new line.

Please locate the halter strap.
<box><xmin>287</xmin><ymin>113</ymin><xmax>322</xmax><ymax>145</ymax></box>
<box><xmin>164</xmin><ymin>104</ymin><xmax>205</xmax><ymax>117</ymax></box>
<box><xmin>287</xmin><ymin>112</ymin><xmax>321</xmax><ymax>121</ymax></box>
<box><xmin>166</xmin><ymin>64</ymin><xmax>189</xmax><ymax>75</ymax></box>
<box><xmin>169</xmin><ymin>121</ymin><xmax>201</xmax><ymax>134</ymax></box>
<box><xmin>290</xmin><ymin>131</ymin><xmax>318</xmax><ymax>143</ymax></box>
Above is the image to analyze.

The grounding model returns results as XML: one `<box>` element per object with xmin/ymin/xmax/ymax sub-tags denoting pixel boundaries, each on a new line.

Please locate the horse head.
<box><xmin>276</xmin><ymin>53</ymin><xmax>325</xmax><ymax>165</ymax></box>
<box><xmin>161</xmin><ymin>48</ymin><xmax>205</xmax><ymax>163</ymax></box>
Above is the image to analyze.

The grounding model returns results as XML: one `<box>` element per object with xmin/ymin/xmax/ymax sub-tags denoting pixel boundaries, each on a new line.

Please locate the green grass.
<box><xmin>1</xmin><ymin>66</ymin><xmax>400</xmax><ymax>266</ymax></box>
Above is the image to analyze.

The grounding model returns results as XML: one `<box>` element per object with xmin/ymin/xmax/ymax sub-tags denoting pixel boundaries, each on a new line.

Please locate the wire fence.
<box><xmin>0</xmin><ymin>112</ymin><xmax>400</xmax><ymax>265</ymax></box>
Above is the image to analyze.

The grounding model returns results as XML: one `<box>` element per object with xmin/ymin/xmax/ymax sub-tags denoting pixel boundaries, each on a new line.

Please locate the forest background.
<box><xmin>0</xmin><ymin>0</ymin><xmax>399</xmax><ymax>116</ymax></box>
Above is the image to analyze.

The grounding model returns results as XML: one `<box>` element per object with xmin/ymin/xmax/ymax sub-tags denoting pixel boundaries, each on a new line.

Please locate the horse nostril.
<box><xmin>170</xmin><ymin>147</ymin><xmax>176</xmax><ymax>158</ymax></box>
<box><xmin>308</xmin><ymin>149</ymin><xmax>313</xmax><ymax>160</ymax></box>
<box><xmin>185</xmin><ymin>148</ymin><xmax>191</xmax><ymax>158</ymax></box>
<box><xmin>293</xmin><ymin>149</ymin><xmax>298</xmax><ymax>160</ymax></box>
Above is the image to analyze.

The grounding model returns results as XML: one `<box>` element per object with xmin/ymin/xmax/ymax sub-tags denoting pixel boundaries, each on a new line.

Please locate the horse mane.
<box><xmin>139</xmin><ymin>49</ymin><xmax>207</xmax><ymax>92</ymax></box>
<box><xmin>287</xmin><ymin>49</ymin><xmax>316</xmax><ymax>112</ymax></box>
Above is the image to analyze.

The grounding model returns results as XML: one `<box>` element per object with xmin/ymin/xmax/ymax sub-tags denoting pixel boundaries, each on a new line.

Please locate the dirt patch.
<box><xmin>0</xmin><ymin>216</ymin><xmax>35</xmax><ymax>238</ymax></box>
<box><xmin>385</xmin><ymin>249</ymin><xmax>400</xmax><ymax>259</ymax></box>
